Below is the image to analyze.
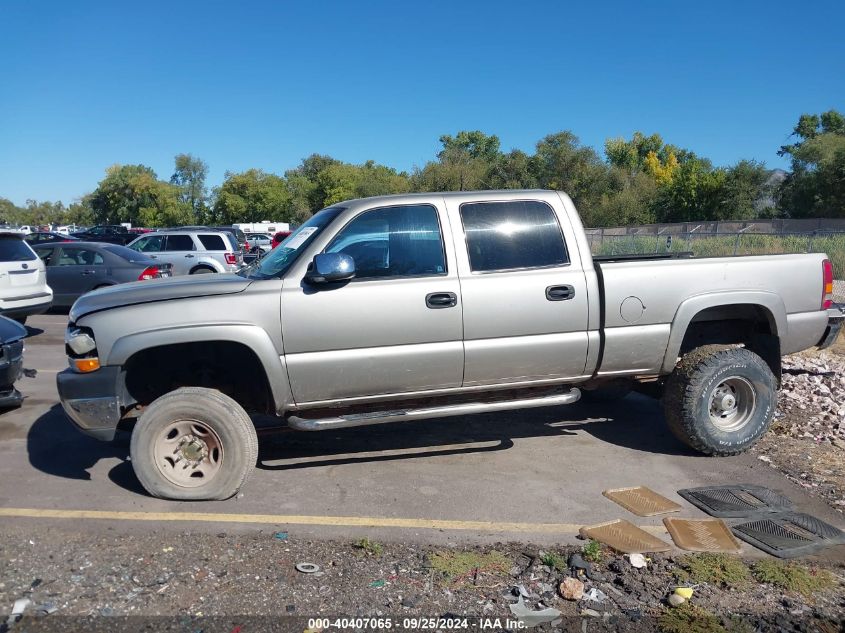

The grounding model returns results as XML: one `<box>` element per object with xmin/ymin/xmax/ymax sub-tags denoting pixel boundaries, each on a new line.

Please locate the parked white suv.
<box><xmin>126</xmin><ymin>230</ymin><xmax>243</xmax><ymax>276</ymax></box>
<box><xmin>0</xmin><ymin>233</ymin><xmax>53</xmax><ymax>323</ymax></box>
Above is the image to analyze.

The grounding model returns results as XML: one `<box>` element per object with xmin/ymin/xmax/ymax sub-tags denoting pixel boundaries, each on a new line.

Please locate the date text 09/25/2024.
<box><xmin>306</xmin><ymin>617</ymin><xmax>526</xmax><ymax>630</ymax></box>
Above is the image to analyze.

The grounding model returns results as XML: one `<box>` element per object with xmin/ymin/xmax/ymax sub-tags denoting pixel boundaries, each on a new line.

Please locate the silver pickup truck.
<box><xmin>57</xmin><ymin>190</ymin><xmax>843</xmax><ymax>500</ymax></box>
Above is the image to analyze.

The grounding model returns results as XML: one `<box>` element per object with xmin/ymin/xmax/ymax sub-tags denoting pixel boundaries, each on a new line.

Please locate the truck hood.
<box><xmin>69</xmin><ymin>274</ymin><xmax>253</xmax><ymax>321</ymax></box>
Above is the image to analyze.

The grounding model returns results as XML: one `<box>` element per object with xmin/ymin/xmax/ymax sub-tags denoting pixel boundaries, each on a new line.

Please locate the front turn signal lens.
<box><xmin>73</xmin><ymin>358</ymin><xmax>100</xmax><ymax>373</ymax></box>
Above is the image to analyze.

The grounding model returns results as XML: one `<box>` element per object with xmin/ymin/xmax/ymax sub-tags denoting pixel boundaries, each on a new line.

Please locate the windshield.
<box><xmin>238</xmin><ymin>207</ymin><xmax>344</xmax><ymax>280</ymax></box>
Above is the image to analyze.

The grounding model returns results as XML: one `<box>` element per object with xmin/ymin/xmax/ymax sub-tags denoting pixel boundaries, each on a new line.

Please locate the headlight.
<box><xmin>65</xmin><ymin>326</ymin><xmax>97</xmax><ymax>356</ymax></box>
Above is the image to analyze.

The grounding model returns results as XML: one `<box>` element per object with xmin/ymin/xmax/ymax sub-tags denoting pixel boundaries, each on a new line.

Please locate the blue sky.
<box><xmin>1</xmin><ymin>0</ymin><xmax>843</xmax><ymax>205</ymax></box>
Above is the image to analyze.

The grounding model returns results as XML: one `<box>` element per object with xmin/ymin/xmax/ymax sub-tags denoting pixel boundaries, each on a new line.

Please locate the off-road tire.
<box><xmin>130</xmin><ymin>387</ymin><xmax>258</xmax><ymax>500</ymax></box>
<box><xmin>663</xmin><ymin>345</ymin><xmax>777</xmax><ymax>456</ymax></box>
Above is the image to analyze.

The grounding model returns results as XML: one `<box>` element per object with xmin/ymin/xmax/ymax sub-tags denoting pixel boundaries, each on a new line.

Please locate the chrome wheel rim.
<box><xmin>153</xmin><ymin>419</ymin><xmax>223</xmax><ymax>487</ymax></box>
<box><xmin>708</xmin><ymin>376</ymin><xmax>756</xmax><ymax>432</ymax></box>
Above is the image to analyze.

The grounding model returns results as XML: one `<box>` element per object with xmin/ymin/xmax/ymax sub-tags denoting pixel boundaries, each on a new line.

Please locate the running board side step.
<box><xmin>287</xmin><ymin>388</ymin><xmax>581</xmax><ymax>431</ymax></box>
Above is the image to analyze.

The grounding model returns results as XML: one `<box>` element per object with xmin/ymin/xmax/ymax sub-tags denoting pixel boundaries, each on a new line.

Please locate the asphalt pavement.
<box><xmin>1</xmin><ymin>314</ymin><xmax>843</xmax><ymax>554</ymax></box>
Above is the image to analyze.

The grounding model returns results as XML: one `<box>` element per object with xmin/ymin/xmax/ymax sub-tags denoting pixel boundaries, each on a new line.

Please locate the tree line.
<box><xmin>1</xmin><ymin>110</ymin><xmax>843</xmax><ymax>229</ymax></box>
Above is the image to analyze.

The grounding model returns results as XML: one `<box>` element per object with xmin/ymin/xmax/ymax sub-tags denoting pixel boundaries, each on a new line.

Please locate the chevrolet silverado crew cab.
<box><xmin>56</xmin><ymin>190</ymin><xmax>843</xmax><ymax>500</ymax></box>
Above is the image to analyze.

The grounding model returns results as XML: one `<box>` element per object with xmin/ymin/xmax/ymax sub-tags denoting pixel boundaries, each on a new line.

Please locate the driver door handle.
<box><xmin>426</xmin><ymin>292</ymin><xmax>457</xmax><ymax>309</ymax></box>
<box><xmin>546</xmin><ymin>284</ymin><xmax>575</xmax><ymax>301</ymax></box>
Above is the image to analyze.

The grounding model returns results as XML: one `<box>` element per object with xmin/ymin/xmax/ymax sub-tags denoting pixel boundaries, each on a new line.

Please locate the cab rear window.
<box><xmin>459</xmin><ymin>200</ymin><xmax>569</xmax><ymax>272</ymax></box>
<box><xmin>0</xmin><ymin>236</ymin><xmax>37</xmax><ymax>262</ymax></box>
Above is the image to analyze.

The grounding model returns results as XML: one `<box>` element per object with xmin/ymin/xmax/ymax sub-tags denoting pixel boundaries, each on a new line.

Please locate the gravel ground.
<box><xmin>1</xmin><ymin>523</ymin><xmax>843</xmax><ymax>631</ymax></box>
<box><xmin>754</xmin><ymin>341</ymin><xmax>845</xmax><ymax>512</ymax></box>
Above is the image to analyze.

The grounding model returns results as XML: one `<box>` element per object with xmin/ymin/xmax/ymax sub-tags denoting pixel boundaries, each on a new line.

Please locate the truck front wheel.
<box><xmin>663</xmin><ymin>345</ymin><xmax>777</xmax><ymax>456</ymax></box>
<box><xmin>129</xmin><ymin>387</ymin><xmax>258</xmax><ymax>500</ymax></box>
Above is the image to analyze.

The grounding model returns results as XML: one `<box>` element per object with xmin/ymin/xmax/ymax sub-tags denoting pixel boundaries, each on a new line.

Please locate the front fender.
<box><xmin>107</xmin><ymin>323</ymin><xmax>292</xmax><ymax>414</ymax></box>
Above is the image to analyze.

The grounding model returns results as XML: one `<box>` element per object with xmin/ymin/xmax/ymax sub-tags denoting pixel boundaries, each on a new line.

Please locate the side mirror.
<box><xmin>304</xmin><ymin>252</ymin><xmax>356</xmax><ymax>284</ymax></box>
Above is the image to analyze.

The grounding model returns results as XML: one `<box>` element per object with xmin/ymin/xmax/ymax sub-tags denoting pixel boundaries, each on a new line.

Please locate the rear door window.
<box><xmin>164</xmin><ymin>234</ymin><xmax>196</xmax><ymax>251</ymax></box>
<box><xmin>132</xmin><ymin>235</ymin><xmax>164</xmax><ymax>253</ymax></box>
<box><xmin>56</xmin><ymin>247</ymin><xmax>105</xmax><ymax>266</ymax></box>
<box><xmin>459</xmin><ymin>200</ymin><xmax>569</xmax><ymax>272</ymax></box>
<box><xmin>0</xmin><ymin>236</ymin><xmax>37</xmax><ymax>262</ymax></box>
<box><xmin>198</xmin><ymin>234</ymin><xmax>227</xmax><ymax>251</ymax></box>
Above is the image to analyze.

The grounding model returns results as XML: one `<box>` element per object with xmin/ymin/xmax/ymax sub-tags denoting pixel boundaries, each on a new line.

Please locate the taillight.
<box><xmin>138</xmin><ymin>266</ymin><xmax>158</xmax><ymax>281</ymax></box>
<box><xmin>822</xmin><ymin>259</ymin><xmax>833</xmax><ymax>310</ymax></box>
<box><xmin>225</xmin><ymin>252</ymin><xmax>237</xmax><ymax>265</ymax></box>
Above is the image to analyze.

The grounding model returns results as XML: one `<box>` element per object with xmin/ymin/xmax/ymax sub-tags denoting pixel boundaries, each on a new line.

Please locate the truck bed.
<box><xmin>590</xmin><ymin>252</ymin><xmax>829</xmax><ymax>377</ymax></box>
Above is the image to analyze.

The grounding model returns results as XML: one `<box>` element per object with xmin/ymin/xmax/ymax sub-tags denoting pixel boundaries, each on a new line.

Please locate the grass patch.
<box><xmin>540</xmin><ymin>551</ymin><xmax>567</xmax><ymax>572</ymax></box>
<box><xmin>752</xmin><ymin>559</ymin><xmax>837</xmax><ymax>596</ymax></box>
<box><xmin>659</xmin><ymin>603</ymin><xmax>726</xmax><ymax>633</ymax></box>
<box><xmin>582</xmin><ymin>540</ymin><xmax>603</xmax><ymax>563</ymax></box>
<box><xmin>428</xmin><ymin>550</ymin><xmax>510</xmax><ymax>580</ymax></box>
<box><xmin>674</xmin><ymin>553</ymin><xmax>750</xmax><ymax>588</ymax></box>
<box><xmin>352</xmin><ymin>538</ymin><xmax>383</xmax><ymax>556</ymax></box>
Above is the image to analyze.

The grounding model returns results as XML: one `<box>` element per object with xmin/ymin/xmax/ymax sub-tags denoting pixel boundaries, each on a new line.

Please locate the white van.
<box><xmin>0</xmin><ymin>233</ymin><xmax>53</xmax><ymax>324</ymax></box>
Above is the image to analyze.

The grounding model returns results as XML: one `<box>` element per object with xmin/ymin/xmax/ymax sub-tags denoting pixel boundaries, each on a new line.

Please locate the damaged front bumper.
<box><xmin>56</xmin><ymin>366</ymin><xmax>124</xmax><ymax>441</ymax></box>
<box><xmin>817</xmin><ymin>304</ymin><xmax>844</xmax><ymax>350</ymax></box>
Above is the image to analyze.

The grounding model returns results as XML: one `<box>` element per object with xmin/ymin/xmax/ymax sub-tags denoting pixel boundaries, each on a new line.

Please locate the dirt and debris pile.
<box><xmin>777</xmin><ymin>352</ymin><xmax>845</xmax><ymax>446</ymax></box>
<box><xmin>755</xmin><ymin>349</ymin><xmax>845</xmax><ymax>510</ymax></box>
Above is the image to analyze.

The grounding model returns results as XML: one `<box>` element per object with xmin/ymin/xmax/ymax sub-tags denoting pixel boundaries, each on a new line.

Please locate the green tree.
<box><xmin>605</xmin><ymin>132</ymin><xmax>665</xmax><ymax>171</ymax></box>
<box><xmin>719</xmin><ymin>160</ymin><xmax>771</xmax><ymax>219</ymax></box>
<box><xmin>0</xmin><ymin>197</ymin><xmax>22</xmax><ymax>224</ymax></box>
<box><xmin>593</xmin><ymin>169</ymin><xmax>658</xmax><ymax>226</ymax></box>
<box><xmin>532</xmin><ymin>131</ymin><xmax>612</xmax><ymax>225</ymax></box>
<box><xmin>778</xmin><ymin>110</ymin><xmax>845</xmax><ymax>217</ymax></box>
<box><xmin>652</xmin><ymin>158</ymin><xmax>727</xmax><ymax>222</ymax></box>
<box><xmin>212</xmin><ymin>169</ymin><xmax>292</xmax><ymax>224</ymax></box>
<box><xmin>437</xmin><ymin>130</ymin><xmax>501</xmax><ymax>162</ymax></box>
<box><xmin>65</xmin><ymin>200</ymin><xmax>95</xmax><ymax>226</ymax></box>
<box><xmin>487</xmin><ymin>150</ymin><xmax>538</xmax><ymax>189</ymax></box>
<box><xmin>170</xmin><ymin>153</ymin><xmax>209</xmax><ymax>221</ymax></box>
<box><xmin>285</xmin><ymin>154</ymin><xmax>343</xmax><ymax>211</ymax></box>
<box><xmin>412</xmin><ymin>131</ymin><xmax>502</xmax><ymax>192</ymax></box>
<box><xmin>88</xmin><ymin>164</ymin><xmax>188</xmax><ymax>227</ymax></box>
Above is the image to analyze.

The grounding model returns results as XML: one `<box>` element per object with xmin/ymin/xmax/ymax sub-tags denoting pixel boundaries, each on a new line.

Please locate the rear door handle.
<box><xmin>426</xmin><ymin>292</ymin><xmax>458</xmax><ymax>309</ymax></box>
<box><xmin>81</xmin><ymin>269</ymin><xmax>96</xmax><ymax>275</ymax></box>
<box><xmin>185</xmin><ymin>254</ymin><xmax>195</xmax><ymax>258</ymax></box>
<box><xmin>546</xmin><ymin>284</ymin><xmax>575</xmax><ymax>301</ymax></box>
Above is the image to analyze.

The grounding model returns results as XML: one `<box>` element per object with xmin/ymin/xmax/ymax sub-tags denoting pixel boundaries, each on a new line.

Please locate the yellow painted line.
<box><xmin>0</xmin><ymin>507</ymin><xmax>667</xmax><ymax>535</ymax></box>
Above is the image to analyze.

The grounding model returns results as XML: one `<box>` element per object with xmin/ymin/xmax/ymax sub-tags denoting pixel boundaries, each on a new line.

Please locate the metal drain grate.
<box><xmin>677</xmin><ymin>484</ymin><xmax>793</xmax><ymax>518</ymax></box>
<box><xmin>732</xmin><ymin>512</ymin><xmax>845</xmax><ymax>558</ymax></box>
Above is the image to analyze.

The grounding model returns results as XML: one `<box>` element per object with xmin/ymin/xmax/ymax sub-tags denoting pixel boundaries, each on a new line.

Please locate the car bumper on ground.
<box><xmin>56</xmin><ymin>366</ymin><xmax>124</xmax><ymax>441</ymax></box>
<box><xmin>817</xmin><ymin>304</ymin><xmax>844</xmax><ymax>350</ymax></box>
<box><xmin>0</xmin><ymin>292</ymin><xmax>53</xmax><ymax>320</ymax></box>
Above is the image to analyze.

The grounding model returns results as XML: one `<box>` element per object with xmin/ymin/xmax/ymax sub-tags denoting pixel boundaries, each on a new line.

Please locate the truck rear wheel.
<box><xmin>663</xmin><ymin>345</ymin><xmax>777</xmax><ymax>456</ymax></box>
<box><xmin>129</xmin><ymin>387</ymin><xmax>258</xmax><ymax>500</ymax></box>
